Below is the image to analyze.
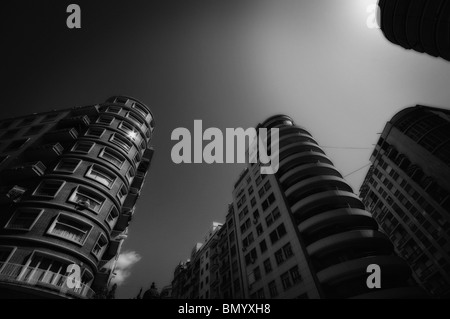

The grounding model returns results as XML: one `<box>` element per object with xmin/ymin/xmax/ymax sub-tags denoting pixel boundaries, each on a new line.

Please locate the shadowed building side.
<box><xmin>378</xmin><ymin>0</ymin><xmax>450</xmax><ymax>61</ymax></box>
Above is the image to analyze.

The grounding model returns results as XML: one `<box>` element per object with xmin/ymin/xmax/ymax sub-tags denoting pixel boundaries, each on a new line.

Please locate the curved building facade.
<box><xmin>378</xmin><ymin>0</ymin><xmax>450</xmax><ymax>61</ymax></box>
<box><xmin>219</xmin><ymin>115</ymin><xmax>424</xmax><ymax>299</ymax></box>
<box><xmin>360</xmin><ymin>105</ymin><xmax>450</xmax><ymax>298</ymax></box>
<box><xmin>0</xmin><ymin>96</ymin><xmax>154</xmax><ymax>298</ymax></box>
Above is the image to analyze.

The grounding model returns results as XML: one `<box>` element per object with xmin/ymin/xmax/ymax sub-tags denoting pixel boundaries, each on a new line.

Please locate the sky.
<box><xmin>2</xmin><ymin>0</ymin><xmax>450</xmax><ymax>298</ymax></box>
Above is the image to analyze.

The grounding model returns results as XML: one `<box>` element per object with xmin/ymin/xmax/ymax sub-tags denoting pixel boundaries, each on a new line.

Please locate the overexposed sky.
<box><xmin>2</xmin><ymin>0</ymin><xmax>450</xmax><ymax>298</ymax></box>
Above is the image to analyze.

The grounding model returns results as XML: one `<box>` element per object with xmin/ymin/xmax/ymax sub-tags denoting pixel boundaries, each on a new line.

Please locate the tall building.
<box><xmin>172</xmin><ymin>115</ymin><xmax>424</xmax><ymax>299</ymax></box>
<box><xmin>0</xmin><ymin>96</ymin><xmax>155</xmax><ymax>299</ymax></box>
<box><xmin>172</xmin><ymin>223</ymin><xmax>223</xmax><ymax>299</ymax></box>
<box><xmin>360</xmin><ymin>105</ymin><xmax>450</xmax><ymax>298</ymax></box>
<box><xmin>378</xmin><ymin>0</ymin><xmax>450</xmax><ymax>61</ymax></box>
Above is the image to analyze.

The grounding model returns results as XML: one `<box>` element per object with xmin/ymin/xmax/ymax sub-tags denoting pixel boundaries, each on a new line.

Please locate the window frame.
<box><xmin>5</xmin><ymin>208</ymin><xmax>43</xmax><ymax>231</ymax></box>
<box><xmin>68</xmin><ymin>186</ymin><xmax>106</xmax><ymax>214</ymax></box>
<box><xmin>32</xmin><ymin>180</ymin><xmax>66</xmax><ymax>199</ymax></box>
<box><xmin>85</xmin><ymin>164</ymin><xmax>117</xmax><ymax>189</ymax></box>
<box><xmin>54</xmin><ymin>158</ymin><xmax>82</xmax><ymax>173</ymax></box>
<box><xmin>46</xmin><ymin>213</ymin><xmax>93</xmax><ymax>246</ymax></box>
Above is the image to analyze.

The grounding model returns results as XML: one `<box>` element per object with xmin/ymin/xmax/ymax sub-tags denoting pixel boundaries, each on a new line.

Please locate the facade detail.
<box><xmin>172</xmin><ymin>115</ymin><xmax>424</xmax><ymax>299</ymax></box>
<box><xmin>0</xmin><ymin>96</ymin><xmax>155</xmax><ymax>299</ymax></box>
<box><xmin>360</xmin><ymin>105</ymin><xmax>450</xmax><ymax>298</ymax></box>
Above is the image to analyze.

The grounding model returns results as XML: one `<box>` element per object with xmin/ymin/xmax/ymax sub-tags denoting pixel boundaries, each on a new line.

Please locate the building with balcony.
<box><xmin>378</xmin><ymin>0</ymin><xmax>450</xmax><ymax>61</ymax></box>
<box><xmin>0</xmin><ymin>96</ymin><xmax>155</xmax><ymax>299</ymax></box>
<box><xmin>171</xmin><ymin>114</ymin><xmax>424</xmax><ymax>299</ymax></box>
<box><xmin>359</xmin><ymin>105</ymin><xmax>450</xmax><ymax>298</ymax></box>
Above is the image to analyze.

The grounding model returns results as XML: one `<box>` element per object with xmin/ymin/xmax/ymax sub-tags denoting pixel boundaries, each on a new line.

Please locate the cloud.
<box><xmin>110</xmin><ymin>251</ymin><xmax>142</xmax><ymax>286</ymax></box>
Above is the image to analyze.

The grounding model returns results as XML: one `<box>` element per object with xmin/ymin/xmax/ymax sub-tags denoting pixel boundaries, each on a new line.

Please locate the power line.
<box><xmin>343</xmin><ymin>163</ymin><xmax>372</xmax><ymax>178</ymax></box>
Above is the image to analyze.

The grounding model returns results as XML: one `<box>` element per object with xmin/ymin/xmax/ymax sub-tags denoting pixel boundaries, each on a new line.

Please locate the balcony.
<box><xmin>114</xmin><ymin>214</ymin><xmax>131</xmax><ymax>232</ymax></box>
<box><xmin>1</xmin><ymin>161</ymin><xmax>46</xmax><ymax>182</ymax></box>
<box><xmin>0</xmin><ymin>185</ymin><xmax>27</xmax><ymax>204</ymax></box>
<box><xmin>0</xmin><ymin>262</ymin><xmax>94</xmax><ymax>299</ymax></box>
<box><xmin>122</xmin><ymin>188</ymin><xmax>140</xmax><ymax>210</ymax></box>
<box><xmin>44</xmin><ymin>128</ymin><xmax>78</xmax><ymax>142</ymax></box>
<box><xmin>26</xmin><ymin>143</ymin><xmax>64</xmax><ymax>161</ymax></box>
<box><xmin>102</xmin><ymin>240</ymin><xmax>121</xmax><ymax>261</ymax></box>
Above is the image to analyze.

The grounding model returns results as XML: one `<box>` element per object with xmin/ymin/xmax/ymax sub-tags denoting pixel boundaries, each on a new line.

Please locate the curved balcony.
<box><xmin>285</xmin><ymin>175</ymin><xmax>353</xmax><ymax>204</ymax></box>
<box><xmin>277</xmin><ymin>152</ymin><xmax>333</xmax><ymax>177</ymax></box>
<box><xmin>280</xmin><ymin>163</ymin><xmax>343</xmax><ymax>189</ymax></box>
<box><xmin>276</xmin><ymin>142</ymin><xmax>326</xmax><ymax>164</ymax></box>
<box><xmin>316</xmin><ymin>255</ymin><xmax>411</xmax><ymax>286</ymax></box>
<box><xmin>290</xmin><ymin>190</ymin><xmax>365</xmax><ymax>223</ymax></box>
<box><xmin>307</xmin><ymin>230</ymin><xmax>393</xmax><ymax>258</ymax></box>
<box><xmin>261</xmin><ymin>115</ymin><xmax>294</xmax><ymax>130</ymax></box>
<box><xmin>299</xmin><ymin>208</ymin><xmax>377</xmax><ymax>238</ymax></box>
<box><xmin>0</xmin><ymin>262</ymin><xmax>94</xmax><ymax>299</ymax></box>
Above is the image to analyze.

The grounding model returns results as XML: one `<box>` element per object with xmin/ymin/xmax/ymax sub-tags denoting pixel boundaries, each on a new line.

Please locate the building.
<box><xmin>378</xmin><ymin>0</ymin><xmax>450</xmax><ymax>61</ymax></box>
<box><xmin>359</xmin><ymin>105</ymin><xmax>450</xmax><ymax>298</ymax></box>
<box><xmin>172</xmin><ymin>223</ymin><xmax>223</xmax><ymax>299</ymax></box>
<box><xmin>171</xmin><ymin>115</ymin><xmax>424</xmax><ymax>299</ymax></box>
<box><xmin>0</xmin><ymin>96</ymin><xmax>155</xmax><ymax>299</ymax></box>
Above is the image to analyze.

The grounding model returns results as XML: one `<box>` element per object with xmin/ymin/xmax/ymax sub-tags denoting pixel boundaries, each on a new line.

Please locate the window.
<box><xmin>264</xmin><ymin>258</ymin><xmax>272</xmax><ymax>274</ymax></box>
<box><xmin>99</xmin><ymin>147</ymin><xmax>125</xmax><ymax>168</ymax></box>
<box><xmin>281</xmin><ymin>271</ymin><xmax>292</xmax><ymax>290</ymax></box>
<box><xmin>117</xmin><ymin>184</ymin><xmax>128</xmax><ymax>203</ymax></box>
<box><xmin>256</xmin><ymin>224</ymin><xmax>263</xmax><ymax>236</ymax></box>
<box><xmin>283</xmin><ymin>243</ymin><xmax>294</xmax><ymax>259</ymax></box>
<box><xmin>85</xmin><ymin>127</ymin><xmax>105</xmax><ymax>138</ymax></box>
<box><xmin>126</xmin><ymin>112</ymin><xmax>144</xmax><ymax>126</ymax></box>
<box><xmin>132</xmin><ymin>103</ymin><xmax>149</xmax><ymax>117</ymax></box>
<box><xmin>69</xmin><ymin>186</ymin><xmax>105</xmax><ymax>213</ymax></box>
<box><xmin>250</xmin><ymin>197</ymin><xmax>256</xmax><ymax>207</ymax></box>
<box><xmin>118</xmin><ymin>121</ymin><xmax>135</xmax><ymax>135</ymax></box>
<box><xmin>33</xmin><ymin>180</ymin><xmax>65</xmax><ymax>198</ymax></box>
<box><xmin>240</xmin><ymin>218</ymin><xmax>251</xmax><ymax>234</ymax></box>
<box><xmin>133</xmin><ymin>151</ymin><xmax>141</xmax><ymax>165</ymax></box>
<box><xmin>275</xmin><ymin>249</ymin><xmax>285</xmax><ymax>265</ymax></box>
<box><xmin>86</xmin><ymin>165</ymin><xmax>116</xmax><ymax>188</ymax></box>
<box><xmin>127</xmin><ymin>166</ymin><xmax>136</xmax><ymax>182</ymax></box>
<box><xmin>269</xmin><ymin>223</ymin><xmax>287</xmax><ymax>244</ymax></box>
<box><xmin>248</xmin><ymin>186</ymin><xmax>254</xmax><ymax>195</ymax></box>
<box><xmin>254</xmin><ymin>266</ymin><xmax>262</xmax><ymax>281</ymax></box>
<box><xmin>262</xmin><ymin>193</ymin><xmax>276</xmax><ymax>211</ymax></box>
<box><xmin>72</xmin><ymin>141</ymin><xmax>94</xmax><ymax>154</ymax></box>
<box><xmin>106</xmin><ymin>106</ymin><xmax>121</xmax><ymax>114</ymax></box>
<box><xmin>6</xmin><ymin>208</ymin><xmax>42</xmax><ymax>231</ymax></box>
<box><xmin>255</xmin><ymin>176</ymin><xmax>262</xmax><ymax>186</ymax></box>
<box><xmin>243</xmin><ymin>232</ymin><xmax>254</xmax><ymax>248</ymax></box>
<box><xmin>0</xmin><ymin>247</ymin><xmax>14</xmax><ymax>267</ymax></box>
<box><xmin>96</xmin><ymin>115</ymin><xmax>114</xmax><ymax>125</ymax></box>
<box><xmin>110</xmin><ymin>133</ymin><xmax>132</xmax><ymax>152</ymax></box>
<box><xmin>54</xmin><ymin>159</ymin><xmax>81</xmax><ymax>173</ymax></box>
<box><xmin>47</xmin><ymin>214</ymin><xmax>92</xmax><ymax>245</ymax></box>
<box><xmin>264</xmin><ymin>181</ymin><xmax>271</xmax><ymax>191</ymax></box>
<box><xmin>106</xmin><ymin>207</ymin><xmax>119</xmax><ymax>229</ymax></box>
<box><xmin>244</xmin><ymin>248</ymin><xmax>257</xmax><ymax>266</ymax></box>
<box><xmin>4</xmin><ymin>138</ymin><xmax>29</xmax><ymax>152</ymax></box>
<box><xmin>259</xmin><ymin>240</ymin><xmax>267</xmax><ymax>253</ymax></box>
<box><xmin>92</xmin><ymin>234</ymin><xmax>108</xmax><ymax>259</ymax></box>
<box><xmin>269</xmin><ymin>280</ymin><xmax>278</xmax><ymax>298</ymax></box>
<box><xmin>290</xmin><ymin>266</ymin><xmax>302</xmax><ymax>284</ymax></box>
